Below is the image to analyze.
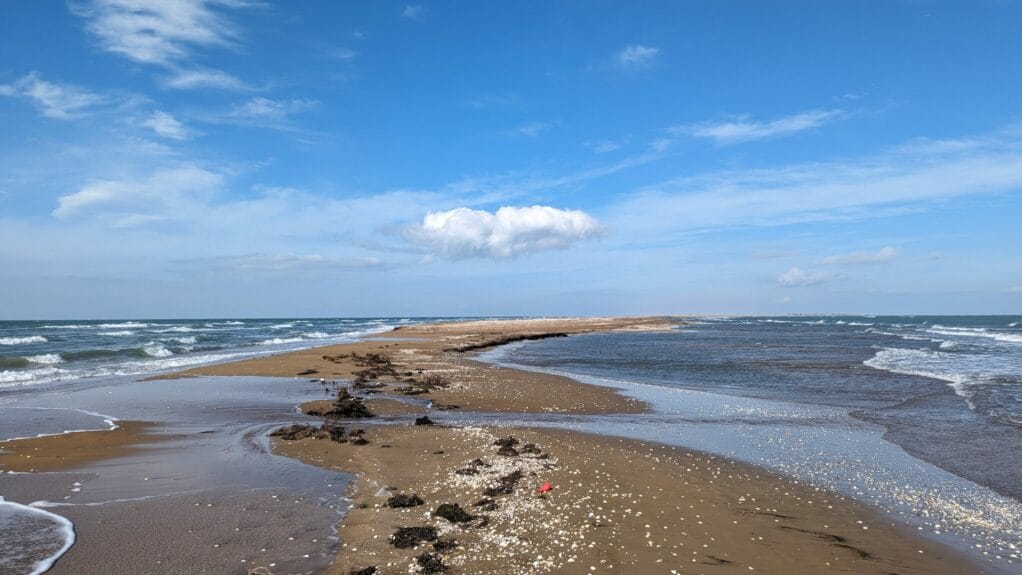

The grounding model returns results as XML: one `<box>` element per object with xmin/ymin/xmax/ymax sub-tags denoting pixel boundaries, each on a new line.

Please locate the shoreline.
<box><xmin>0</xmin><ymin>317</ymin><xmax>995</xmax><ymax>574</ymax></box>
<box><xmin>181</xmin><ymin>317</ymin><xmax>983</xmax><ymax>573</ymax></box>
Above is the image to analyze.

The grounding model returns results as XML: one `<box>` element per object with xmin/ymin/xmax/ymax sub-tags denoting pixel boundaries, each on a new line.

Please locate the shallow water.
<box><xmin>0</xmin><ymin>375</ymin><xmax>353</xmax><ymax>575</ymax></box>
<box><xmin>479</xmin><ymin>321</ymin><xmax>1022</xmax><ymax>573</ymax></box>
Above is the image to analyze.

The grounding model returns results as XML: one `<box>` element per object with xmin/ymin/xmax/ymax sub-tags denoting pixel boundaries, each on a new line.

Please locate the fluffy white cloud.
<box><xmin>141</xmin><ymin>110</ymin><xmax>189</xmax><ymax>139</ymax></box>
<box><xmin>74</xmin><ymin>0</ymin><xmax>245</xmax><ymax>65</ymax></box>
<box><xmin>682</xmin><ymin>109</ymin><xmax>842</xmax><ymax>145</ymax></box>
<box><xmin>777</xmin><ymin>267</ymin><xmax>835</xmax><ymax>287</ymax></box>
<box><xmin>408</xmin><ymin>205</ymin><xmax>603</xmax><ymax>259</ymax></box>
<box><xmin>53</xmin><ymin>165</ymin><xmax>222</xmax><ymax>220</ymax></box>
<box><xmin>820</xmin><ymin>246</ymin><xmax>898</xmax><ymax>265</ymax></box>
<box><xmin>0</xmin><ymin>72</ymin><xmax>103</xmax><ymax>119</ymax></box>
<box><xmin>615</xmin><ymin>45</ymin><xmax>659</xmax><ymax>68</ymax></box>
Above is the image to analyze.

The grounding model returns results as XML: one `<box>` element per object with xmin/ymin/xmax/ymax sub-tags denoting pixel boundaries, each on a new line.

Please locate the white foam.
<box><xmin>301</xmin><ymin>331</ymin><xmax>330</xmax><ymax>339</ymax></box>
<box><xmin>927</xmin><ymin>326</ymin><xmax>1022</xmax><ymax>345</ymax></box>
<box><xmin>97</xmin><ymin>322</ymin><xmax>148</xmax><ymax>329</ymax></box>
<box><xmin>153</xmin><ymin>326</ymin><xmax>194</xmax><ymax>333</ymax></box>
<box><xmin>97</xmin><ymin>330</ymin><xmax>134</xmax><ymax>336</ymax></box>
<box><xmin>258</xmin><ymin>337</ymin><xmax>304</xmax><ymax>345</ymax></box>
<box><xmin>938</xmin><ymin>341</ymin><xmax>959</xmax><ymax>351</ymax></box>
<box><xmin>0</xmin><ymin>336</ymin><xmax>48</xmax><ymax>345</ymax></box>
<box><xmin>0</xmin><ymin>367</ymin><xmax>69</xmax><ymax>386</ymax></box>
<box><xmin>142</xmin><ymin>342</ymin><xmax>173</xmax><ymax>358</ymax></box>
<box><xmin>26</xmin><ymin>354</ymin><xmax>64</xmax><ymax>365</ymax></box>
<box><xmin>0</xmin><ymin>497</ymin><xmax>76</xmax><ymax>575</ymax></box>
<box><xmin>166</xmin><ymin>336</ymin><xmax>197</xmax><ymax>345</ymax></box>
<box><xmin>269</xmin><ymin>323</ymin><xmax>294</xmax><ymax>329</ymax></box>
<box><xmin>1010</xmin><ymin>322</ymin><xmax>1019</xmax><ymax>327</ymax></box>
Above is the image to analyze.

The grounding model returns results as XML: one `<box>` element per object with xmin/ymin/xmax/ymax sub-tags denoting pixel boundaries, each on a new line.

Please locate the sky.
<box><xmin>1</xmin><ymin>1</ymin><xmax>1021</xmax><ymax>319</ymax></box>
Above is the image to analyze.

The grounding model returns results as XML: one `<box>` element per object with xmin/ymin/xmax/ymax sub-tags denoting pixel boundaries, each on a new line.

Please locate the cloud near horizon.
<box><xmin>408</xmin><ymin>206</ymin><xmax>603</xmax><ymax>259</ymax></box>
<box><xmin>777</xmin><ymin>267</ymin><xmax>836</xmax><ymax>287</ymax></box>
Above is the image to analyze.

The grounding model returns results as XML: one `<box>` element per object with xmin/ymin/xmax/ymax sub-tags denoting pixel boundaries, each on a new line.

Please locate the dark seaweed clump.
<box><xmin>390</xmin><ymin>526</ymin><xmax>438</xmax><ymax>549</ymax></box>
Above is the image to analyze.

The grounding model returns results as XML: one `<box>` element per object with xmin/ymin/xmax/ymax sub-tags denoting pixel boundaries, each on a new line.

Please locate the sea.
<box><xmin>2</xmin><ymin>315</ymin><xmax>1021</xmax><ymax>573</ymax></box>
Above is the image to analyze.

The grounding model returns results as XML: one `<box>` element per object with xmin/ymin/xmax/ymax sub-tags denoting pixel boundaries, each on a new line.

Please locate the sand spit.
<box><xmin>276</xmin><ymin>425</ymin><xmax>975</xmax><ymax>574</ymax></box>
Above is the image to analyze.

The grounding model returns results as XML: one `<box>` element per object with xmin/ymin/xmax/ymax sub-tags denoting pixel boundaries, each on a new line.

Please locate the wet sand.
<box><xmin>0</xmin><ymin>421</ymin><xmax>160</xmax><ymax>472</ymax></box>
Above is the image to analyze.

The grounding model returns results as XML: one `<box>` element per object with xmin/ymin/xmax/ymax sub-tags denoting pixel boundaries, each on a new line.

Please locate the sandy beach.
<box><xmin>186</xmin><ymin>317</ymin><xmax>976</xmax><ymax>573</ymax></box>
<box><xmin>0</xmin><ymin>318</ymin><xmax>987</xmax><ymax>574</ymax></box>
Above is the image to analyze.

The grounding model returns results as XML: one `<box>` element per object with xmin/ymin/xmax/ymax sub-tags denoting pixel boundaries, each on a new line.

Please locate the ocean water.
<box><xmin>489</xmin><ymin>315</ymin><xmax>1022</xmax><ymax>570</ymax></box>
<box><xmin>499</xmin><ymin>316</ymin><xmax>1022</xmax><ymax>492</ymax></box>
<box><xmin>0</xmin><ymin>317</ymin><xmax>475</xmax><ymax>392</ymax></box>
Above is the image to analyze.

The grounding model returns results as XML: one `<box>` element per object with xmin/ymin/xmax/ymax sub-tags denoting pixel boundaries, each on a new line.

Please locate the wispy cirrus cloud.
<box><xmin>820</xmin><ymin>246</ymin><xmax>898</xmax><ymax>265</ymax></box>
<box><xmin>610</xmin><ymin>125</ymin><xmax>1022</xmax><ymax>239</ymax></box>
<box><xmin>73</xmin><ymin>0</ymin><xmax>253</xmax><ymax>91</ymax></box>
<box><xmin>777</xmin><ymin>266</ymin><xmax>836</xmax><ymax>287</ymax></box>
<box><xmin>615</xmin><ymin>45</ymin><xmax>660</xmax><ymax>68</ymax></box>
<box><xmin>162</xmin><ymin>68</ymin><xmax>250</xmax><ymax>91</ymax></box>
<box><xmin>141</xmin><ymin>110</ymin><xmax>190</xmax><ymax>139</ymax></box>
<box><xmin>407</xmin><ymin>206</ymin><xmax>604</xmax><ymax>259</ymax></box>
<box><xmin>53</xmin><ymin>165</ymin><xmax>223</xmax><ymax>222</ymax></box>
<box><xmin>503</xmin><ymin>121</ymin><xmax>552</xmax><ymax>138</ymax></box>
<box><xmin>73</xmin><ymin>0</ymin><xmax>246</xmax><ymax>65</ymax></box>
<box><xmin>229</xmin><ymin>97</ymin><xmax>316</xmax><ymax>122</ymax></box>
<box><xmin>0</xmin><ymin>72</ymin><xmax>104</xmax><ymax>119</ymax></box>
<box><xmin>679</xmin><ymin>109</ymin><xmax>843</xmax><ymax>145</ymax></box>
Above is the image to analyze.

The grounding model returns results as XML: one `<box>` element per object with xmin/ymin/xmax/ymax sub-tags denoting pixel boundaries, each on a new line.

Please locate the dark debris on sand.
<box><xmin>483</xmin><ymin>469</ymin><xmax>524</xmax><ymax>497</ymax></box>
<box><xmin>306</xmin><ymin>388</ymin><xmax>375</xmax><ymax>419</ymax></box>
<box><xmin>435</xmin><ymin>503</ymin><xmax>474</xmax><ymax>524</ymax></box>
<box><xmin>414</xmin><ymin>416</ymin><xmax>436</xmax><ymax>426</ymax></box>
<box><xmin>268</xmin><ymin>422</ymin><xmax>368</xmax><ymax>444</ymax></box>
<box><xmin>432</xmin><ymin>539</ymin><xmax>459</xmax><ymax>552</ymax></box>
<box><xmin>387</xmin><ymin>493</ymin><xmax>425</xmax><ymax>508</ymax></box>
<box><xmin>454</xmin><ymin>458</ymin><xmax>491</xmax><ymax>476</ymax></box>
<box><xmin>390</xmin><ymin>526</ymin><xmax>438</xmax><ymax>549</ymax></box>
<box><xmin>415</xmin><ymin>552</ymin><xmax>448</xmax><ymax>574</ymax></box>
<box><xmin>348</xmin><ymin>568</ymin><xmax>377</xmax><ymax>575</ymax></box>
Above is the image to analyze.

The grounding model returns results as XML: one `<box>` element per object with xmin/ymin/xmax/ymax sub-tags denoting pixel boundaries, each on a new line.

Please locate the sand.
<box><xmin>276</xmin><ymin>425</ymin><xmax>976</xmax><ymax>574</ymax></box>
<box><xmin>0</xmin><ymin>421</ymin><xmax>160</xmax><ymax>472</ymax></box>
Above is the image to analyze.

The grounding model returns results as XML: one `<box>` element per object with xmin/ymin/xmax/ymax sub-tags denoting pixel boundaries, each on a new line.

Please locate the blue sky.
<box><xmin>1</xmin><ymin>1</ymin><xmax>1021</xmax><ymax>318</ymax></box>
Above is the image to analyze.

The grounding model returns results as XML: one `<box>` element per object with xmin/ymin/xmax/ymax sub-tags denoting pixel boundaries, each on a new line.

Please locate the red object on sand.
<box><xmin>538</xmin><ymin>481</ymin><xmax>553</xmax><ymax>493</ymax></box>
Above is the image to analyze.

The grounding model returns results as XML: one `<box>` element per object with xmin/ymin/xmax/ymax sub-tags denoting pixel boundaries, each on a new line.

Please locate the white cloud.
<box><xmin>504</xmin><ymin>121</ymin><xmax>551</xmax><ymax>138</ymax></box>
<box><xmin>230</xmin><ymin>97</ymin><xmax>316</xmax><ymax>121</ymax></box>
<box><xmin>408</xmin><ymin>205</ymin><xmax>603</xmax><ymax>259</ymax></box>
<box><xmin>332</xmin><ymin>48</ymin><xmax>357</xmax><ymax>60</ymax></box>
<box><xmin>777</xmin><ymin>267</ymin><xmax>835</xmax><ymax>287</ymax></box>
<box><xmin>1</xmin><ymin>72</ymin><xmax>103</xmax><ymax>119</ymax></box>
<box><xmin>53</xmin><ymin>165</ymin><xmax>222</xmax><ymax>220</ymax></box>
<box><xmin>615</xmin><ymin>45</ymin><xmax>659</xmax><ymax>68</ymax></box>
<box><xmin>141</xmin><ymin>110</ymin><xmax>189</xmax><ymax>139</ymax></box>
<box><xmin>1009</xmin><ymin>286</ymin><xmax>1022</xmax><ymax>294</ymax></box>
<box><xmin>163</xmin><ymin>68</ymin><xmax>248</xmax><ymax>90</ymax></box>
<box><xmin>401</xmin><ymin>5</ymin><xmax>425</xmax><ymax>19</ymax></box>
<box><xmin>682</xmin><ymin>109</ymin><xmax>842</xmax><ymax>145</ymax></box>
<box><xmin>820</xmin><ymin>246</ymin><xmax>898</xmax><ymax>265</ymax></box>
<box><xmin>610</xmin><ymin>127</ymin><xmax>1022</xmax><ymax>239</ymax></box>
<box><xmin>74</xmin><ymin>0</ymin><xmax>246</xmax><ymax>66</ymax></box>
